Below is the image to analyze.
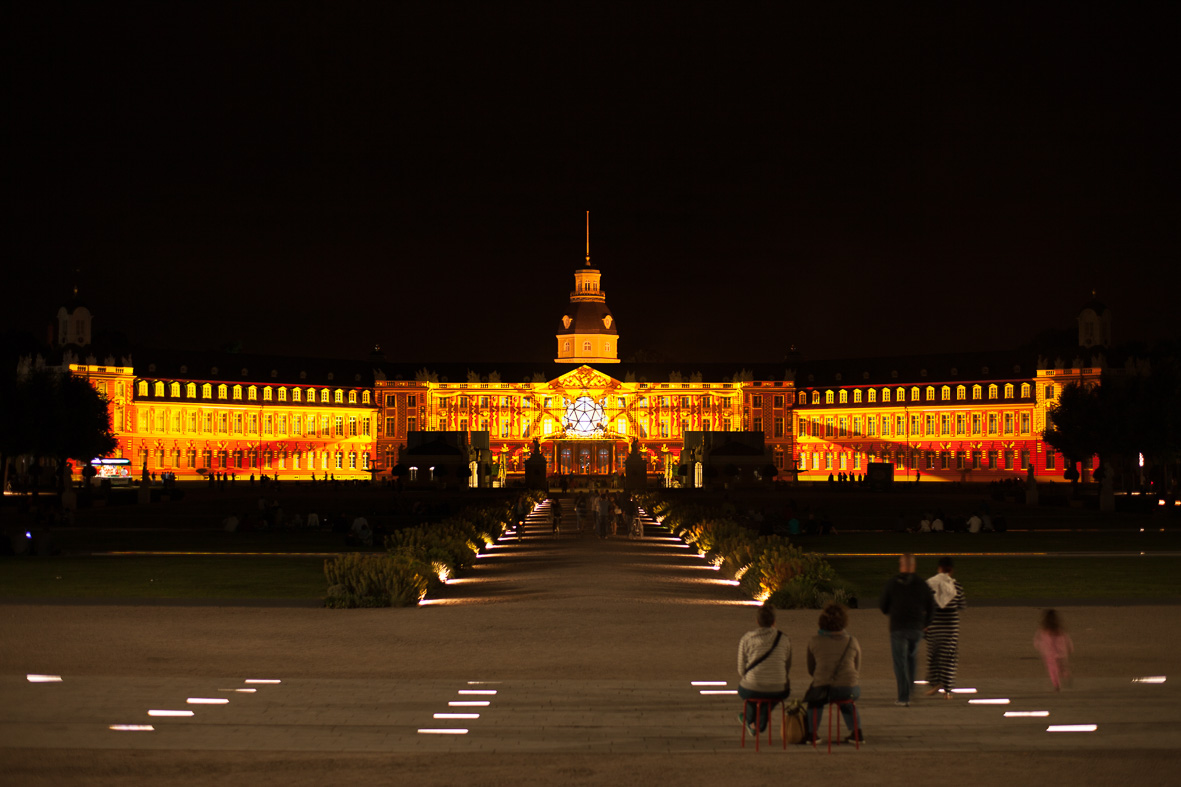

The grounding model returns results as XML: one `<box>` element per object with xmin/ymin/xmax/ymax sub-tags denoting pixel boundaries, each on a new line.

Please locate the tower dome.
<box><xmin>555</xmin><ymin>213</ymin><xmax>620</xmax><ymax>364</ymax></box>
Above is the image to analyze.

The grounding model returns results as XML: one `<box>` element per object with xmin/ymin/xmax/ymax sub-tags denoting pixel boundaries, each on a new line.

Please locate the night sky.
<box><xmin>8</xmin><ymin>3</ymin><xmax>1179</xmax><ymax>365</ymax></box>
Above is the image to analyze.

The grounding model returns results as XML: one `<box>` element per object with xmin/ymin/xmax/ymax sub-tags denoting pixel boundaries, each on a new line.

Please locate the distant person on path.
<box><xmin>879</xmin><ymin>553</ymin><xmax>935</xmax><ymax>706</ymax></box>
<box><xmin>805</xmin><ymin>603</ymin><xmax>863</xmax><ymax>744</ymax></box>
<box><xmin>551</xmin><ymin>498</ymin><xmax>561</xmax><ymax>534</ymax></box>
<box><xmin>924</xmin><ymin>557</ymin><xmax>966</xmax><ymax>697</ymax></box>
<box><xmin>596</xmin><ymin>493</ymin><xmax>610</xmax><ymax>539</ymax></box>
<box><xmin>737</xmin><ymin>603</ymin><xmax>791</xmax><ymax>738</ymax></box>
<box><xmin>1034</xmin><ymin>609</ymin><xmax>1074</xmax><ymax>691</ymax></box>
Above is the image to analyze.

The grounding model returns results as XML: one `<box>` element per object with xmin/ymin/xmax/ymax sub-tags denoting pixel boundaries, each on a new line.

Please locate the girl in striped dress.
<box><xmin>924</xmin><ymin>557</ymin><xmax>966</xmax><ymax>697</ymax></box>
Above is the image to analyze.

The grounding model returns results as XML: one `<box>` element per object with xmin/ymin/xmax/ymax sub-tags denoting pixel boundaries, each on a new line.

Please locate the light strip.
<box><xmin>1005</xmin><ymin>711</ymin><xmax>1050</xmax><ymax>718</ymax></box>
<box><xmin>26</xmin><ymin>674</ymin><xmax>63</xmax><ymax>683</ymax></box>
<box><xmin>968</xmin><ymin>699</ymin><xmax>1010</xmax><ymax>705</ymax></box>
<box><xmin>148</xmin><ymin>710</ymin><xmax>194</xmax><ymax>717</ymax></box>
<box><xmin>700</xmin><ymin>690</ymin><xmax>739</xmax><ymax>695</ymax></box>
<box><xmin>109</xmin><ymin>725</ymin><xmax>154</xmax><ymax>731</ymax></box>
<box><xmin>187</xmin><ymin>698</ymin><xmax>229</xmax><ymax>704</ymax></box>
<box><xmin>418</xmin><ymin>728</ymin><xmax>469</xmax><ymax>734</ymax></box>
<box><xmin>457</xmin><ymin>690</ymin><xmax>497</xmax><ymax>695</ymax></box>
<box><xmin>1047</xmin><ymin>724</ymin><xmax>1097</xmax><ymax>732</ymax></box>
<box><xmin>913</xmin><ymin>680</ymin><xmax>929</xmax><ymax>685</ymax></box>
<box><xmin>245</xmin><ymin>679</ymin><xmax>281</xmax><ymax>684</ymax></box>
<box><xmin>690</xmin><ymin>681</ymin><xmax>728</xmax><ymax>686</ymax></box>
<box><xmin>1132</xmin><ymin>676</ymin><xmax>1167</xmax><ymax>684</ymax></box>
<box><xmin>449</xmin><ymin>701</ymin><xmax>489</xmax><ymax>707</ymax></box>
<box><xmin>434</xmin><ymin>713</ymin><xmax>480</xmax><ymax>719</ymax></box>
<box><xmin>220</xmin><ymin>688</ymin><xmax>257</xmax><ymax>693</ymax></box>
<box><xmin>466</xmin><ymin>681</ymin><xmax>502</xmax><ymax>685</ymax></box>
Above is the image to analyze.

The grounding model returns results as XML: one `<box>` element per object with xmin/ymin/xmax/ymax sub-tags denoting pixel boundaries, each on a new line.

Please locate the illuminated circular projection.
<box><xmin>563</xmin><ymin>396</ymin><xmax>605</xmax><ymax>437</ymax></box>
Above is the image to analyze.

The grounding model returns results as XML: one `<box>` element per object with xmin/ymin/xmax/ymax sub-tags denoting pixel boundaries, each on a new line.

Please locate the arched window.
<box><xmin>563</xmin><ymin>341</ymin><xmax>571</xmax><ymax>353</ymax></box>
<box><xmin>169</xmin><ymin>382</ymin><xmax>180</xmax><ymax>397</ymax></box>
<box><xmin>989</xmin><ymin>384</ymin><xmax>998</xmax><ymax>399</ymax></box>
<box><xmin>604</xmin><ymin>342</ymin><xmax>611</xmax><ymax>354</ymax></box>
<box><xmin>1020</xmin><ymin>383</ymin><xmax>1031</xmax><ymax>398</ymax></box>
<box><xmin>825</xmin><ymin>391</ymin><xmax>834</xmax><ymax>404</ymax></box>
<box><xmin>233</xmin><ymin>385</ymin><xmax>243</xmax><ymax>400</ymax></box>
<box><xmin>972</xmin><ymin>384</ymin><xmax>982</xmax><ymax>400</ymax></box>
<box><xmin>154</xmin><ymin>381</ymin><xmax>164</xmax><ymax>397</ymax></box>
<box><xmin>218</xmin><ymin>384</ymin><xmax>228</xmax><ymax>399</ymax></box>
<box><xmin>202</xmin><ymin>383</ymin><xmax>212</xmax><ymax>398</ymax></box>
<box><xmin>925</xmin><ymin>386</ymin><xmax>935</xmax><ymax>401</ymax></box>
<box><xmin>292</xmin><ymin>388</ymin><xmax>301</xmax><ymax>402</ymax></box>
<box><xmin>956</xmin><ymin>385</ymin><xmax>966</xmax><ymax>400</ymax></box>
<box><xmin>138</xmin><ymin>380</ymin><xmax>149</xmax><ymax>397</ymax></box>
<box><xmin>348</xmin><ymin>390</ymin><xmax>357</xmax><ymax>404</ymax></box>
<box><xmin>798</xmin><ymin>392</ymin><xmax>807</xmax><ymax>404</ymax></box>
<box><xmin>1004</xmin><ymin>383</ymin><xmax>1015</xmax><ymax>399</ymax></box>
<box><xmin>334</xmin><ymin>390</ymin><xmax>344</xmax><ymax>404</ymax></box>
<box><xmin>941</xmin><ymin>386</ymin><xmax>951</xmax><ymax>401</ymax></box>
<box><xmin>263</xmin><ymin>387</ymin><xmax>272</xmax><ymax>401</ymax></box>
<box><xmin>320</xmin><ymin>389</ymin><xmax>329</xmax><ymax>403</ymax></box>
<box><xmin>853</xmin><ymin>389</ymin><xmax>862</xmax><ymax>403</ymax></box>
<box><xmin>278</xmin><ymin>387</ymin><xmax>287</xmax><ymax>402</ymax></box>
<box><xmin>839</xmin><ymin>390</ymin><xmax>848</xmax><ymax>404</ymax></box>
<box><xmin>362</xmin><ymin>391</ymin><xmax>370</xmax><ymax>404</ymax></box>
<box><xmin>812</xmin><ymin>391</ymin><xmax>820</xmax><ymax>404</ymax></box>
<box><xmin>248</xmin><ymin>386</ymin><xmax>257</xmax><ymax>400</ymax></box>
<box><xmin>583</xmin><ymin>340</ymin><xmax>592</xmax><ymax>352</ymax></box>
<box><xmin>883</xmin><ymin>388</ymin><xmax>891</xmax><ymax>403</ymax></box>
<box><xmin>186</xmin><ymin>382</ymin><xmax>196</xmax><ymax>398</ymax></box>
<box><xmin>867</xmin><ymin>389</ymin><xmax>876</xmax><ymax>403</ymax></box>
<box><xmin>910</xmin><ymin>387</ymin><xmax>919</xmax><ymax>401</ymax></box>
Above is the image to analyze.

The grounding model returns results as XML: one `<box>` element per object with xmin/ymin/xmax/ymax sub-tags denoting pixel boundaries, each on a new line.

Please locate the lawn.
<box><xmin>795</xmin><ymin>529</ymin><xmax>1181</xmax><ymax>555</ymax></box>
<box><xmin>828</xmin><ymin>555</ymin><xmax>1181</xmax><ymax>602</ymax></box>
<box><xmin>0</xmin><ymin>556</ymin><xmax>327</xmax><ymax>600</ymax></box>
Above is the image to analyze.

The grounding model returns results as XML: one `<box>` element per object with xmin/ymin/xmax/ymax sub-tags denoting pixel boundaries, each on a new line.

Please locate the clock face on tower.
<box><xmin>563</xmin><ymin>396</ymin><xmax>605</xmax><ymax>437</ymax></box>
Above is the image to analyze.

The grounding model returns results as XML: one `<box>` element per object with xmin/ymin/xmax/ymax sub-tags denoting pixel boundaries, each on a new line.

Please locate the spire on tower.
<box><xmin>585</xmin><ymin>210</ymin><xmax>590</xmax><ymax>266</ymax></box>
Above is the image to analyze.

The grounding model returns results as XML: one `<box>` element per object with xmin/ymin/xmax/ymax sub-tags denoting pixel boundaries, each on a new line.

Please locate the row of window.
<box><xmin>794</xmin><ymin>382</ymin><xmax>1045</xmax><ymax>406</ymax></box>
<box><xmin>428</xmin><ymin>395</ymin><xmax>736</xmax><ymax>410</ymax></box>
<box><xmin>138</xmin><ymin>380</ymin><xmax>371</xmax><ymax>405</ymax></box>
<box><xmin>138</xmin><ymin>447</ymin><xmax>370</xmax><ymax>471</ymax></box>
<box><xmin>799</xmin><ymin>448</ymin><xmax>1052</xmax><ymax>472</ymax></box>
<box><xmin>136</xmin><ymin>409</ymin><xmax>372</xmax><ymax>438</ymax></box>
<box><xmin>799</xmin><ymin>410</ymin><xmax>1033</xmax><ymax>438</ymax></box>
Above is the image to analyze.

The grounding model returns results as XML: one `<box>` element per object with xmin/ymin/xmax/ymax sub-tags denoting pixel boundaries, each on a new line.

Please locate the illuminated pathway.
<box><xmin>2</xmin><ymin>497</ymin><xmax>1179</xmax><ymax>783</ymax></box>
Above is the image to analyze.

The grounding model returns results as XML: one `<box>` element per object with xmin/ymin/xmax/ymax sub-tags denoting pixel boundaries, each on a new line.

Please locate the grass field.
<box><xmin>0</xmin><ymin>556</ymin><xmax>327</xmax><ymax>599</ymax></box>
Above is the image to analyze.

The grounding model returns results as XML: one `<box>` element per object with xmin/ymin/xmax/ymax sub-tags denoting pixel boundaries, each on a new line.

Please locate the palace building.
<box><xmin>57</xmin><ymin>228</ymin><xmax>1105</xmax><ymax>486</ymax></box>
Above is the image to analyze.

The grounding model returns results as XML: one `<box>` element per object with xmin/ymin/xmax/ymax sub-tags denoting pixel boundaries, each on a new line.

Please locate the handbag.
<box><xmin>804</xmin><ymin>637</ymin><xmax>853</xmax><ymax>704</ymax></box>
<box><xmin>783</xmin><ymin>702</ymin><xmax>807</xmax><ymax>744</ymax></box>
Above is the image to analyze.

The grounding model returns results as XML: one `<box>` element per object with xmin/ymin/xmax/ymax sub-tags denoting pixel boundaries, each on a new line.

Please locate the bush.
<box><xmin>324</xmin><ymin>553</ymin><xmax>429</xmax><ymax>608</ymax></box>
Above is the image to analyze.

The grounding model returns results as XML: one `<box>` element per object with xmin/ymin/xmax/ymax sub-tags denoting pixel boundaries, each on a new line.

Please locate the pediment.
<box><xmin>553</xmin><ymin>365</ymin><xmax>621</xmax><ymax>392</ymax></box>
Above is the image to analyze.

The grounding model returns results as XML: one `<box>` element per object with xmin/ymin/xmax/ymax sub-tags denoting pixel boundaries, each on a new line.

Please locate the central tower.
<box><xmin>555</xmin><ymin>212</ymin><xmax>620</xmax><ymax>364</ymax></box>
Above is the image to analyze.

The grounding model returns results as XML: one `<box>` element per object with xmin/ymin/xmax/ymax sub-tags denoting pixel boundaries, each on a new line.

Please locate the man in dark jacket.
<box><xmin>879</xmin><ymin>553</ymin><xmax>935</xmax><ymax>706</ymax></box>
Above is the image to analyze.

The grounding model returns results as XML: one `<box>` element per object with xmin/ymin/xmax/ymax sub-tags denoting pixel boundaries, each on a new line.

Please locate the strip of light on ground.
<box><xmin>466</xmin><ymin>681</ymin><xmax>502</xmax><ymax>685</ymax></box>
<box><xmin>449</xmin><ymin>701</ymin><xmax>489</xmax><ymax>707</ymax></box>
<box><xmin>109</xmin><ymin>725</ymin><xmax>154</xmax><ymax>731</ymax></box>
<box><xmin>968</xmin><ymin>699</ymin><xmax>1010</xmax><ymax>705</ymax></box>
<box><xmin>26</xmin><ymin>674</ymin><xmax>62</xmax><ymax>683</ymax></box>
<box><xmin>1132</xmin><ymin>676</ymin><xmax>1166</xmax><ymax>684</ymax></box>
<box><xmin>220</xmin><ymin>688</ymin><xmax>256</xmax><ymax>693</ymax></box>
<box><xmin>187</xmin><ymin>698</ymin><xmax>229</xmax><ymax>704</ymax></box>
<box><xmin>914</xmin><ymin>680</ymin><xmax>929</xmax><ymax>685</ymax></box>
<box><xmin>245</xmin><ymin>679</ymin><xmax>281</xmax><ymax>684</ymax></box>
<box><xmin>691</xmin><ymin>681</ymin><xmax>728</xmax><ymax>686</ymax></box>
<box><xmin>1005</xmin><ymin>711</ymin><xmax>1049</xmax><ymax>717</ymax></box>
<box><xmin>148</xmin><ymin>710</ymin><xmax>194</xmax><ymax>717</ymax></box>
<box><xmin>458</xmin><ymin>689</ymin><xmax>497</xmax><ymax>695</ymax></box>
<box><xmin>434</xmin><ymin>713</ymin><xmax>480</xmax><ymax>719</ymax></box>
<box><xmin>700</xmin><ymin>690</ymin><xmax>738</xmax><ymax>695</ymax></box>
<box><xmin>418</xmin><ymin>728</ymin><xmax>469</xmax><ymax>735</ymax></box>
<box><xmin>1047</xmin><ymin>724</ymin><xmax>1097</xmax><ymax>732</ymax></box>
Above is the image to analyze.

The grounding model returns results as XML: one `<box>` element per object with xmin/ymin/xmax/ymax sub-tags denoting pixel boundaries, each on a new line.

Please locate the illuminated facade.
<box><xmin>62</xmin><ymin>237</ymin><xmax>1102</xmax><ymax>485</ymax></box>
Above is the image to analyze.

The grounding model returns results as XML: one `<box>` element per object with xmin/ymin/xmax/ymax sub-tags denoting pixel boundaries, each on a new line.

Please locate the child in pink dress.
<box><xmin>1034</xmin><ymin>609</ymin><xmax>1074</xmax><ymax>691</ymax></box>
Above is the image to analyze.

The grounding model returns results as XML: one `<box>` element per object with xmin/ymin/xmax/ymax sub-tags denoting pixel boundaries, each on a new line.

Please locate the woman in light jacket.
<box><xmin>805</xmin><ymin>603</ymin><xmax>863</xmax><ymax>744</ymax></box>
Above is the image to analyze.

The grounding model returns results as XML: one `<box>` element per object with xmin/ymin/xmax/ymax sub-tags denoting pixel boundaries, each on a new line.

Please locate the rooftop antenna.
<box><xmin>585</xmin><ymin>210</ymin><xmax>590</xmax><ymax>266</ymax></box>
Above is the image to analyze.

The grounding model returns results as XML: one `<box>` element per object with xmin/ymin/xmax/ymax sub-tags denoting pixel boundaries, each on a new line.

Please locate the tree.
<box><xmin>1043</xmin><ymin>382</ymin><xmax>1104</xmax><ymax>493</ymax></box>
<box><xmin>0</xmin><ymin>369</ymin><xmax>117</xmax><ymax>493</ymax></box>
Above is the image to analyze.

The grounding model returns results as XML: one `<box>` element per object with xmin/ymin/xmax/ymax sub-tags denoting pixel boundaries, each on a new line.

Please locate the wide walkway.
<box><xmin>2</xmin><ymin>496</ymin><xmax>1179</xmax><ymax>785</ymax></box>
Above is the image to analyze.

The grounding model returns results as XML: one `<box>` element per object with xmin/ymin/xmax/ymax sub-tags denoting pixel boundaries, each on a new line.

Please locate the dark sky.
<box><xmin>7</xmin><ymin>2</ymin><xmax>1179</xmax><ymax>364</ymax></box>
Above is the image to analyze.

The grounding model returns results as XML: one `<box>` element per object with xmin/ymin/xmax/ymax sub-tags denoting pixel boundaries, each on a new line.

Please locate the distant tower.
<box><xmin>56</xmin><ymin>283</ymin><xmax>93</xmax><ymax>348</ymax></box>
<box><xmin>555</xmin><ymin>212</ymin><xmax>620</xmax><ymax>364</ymax></box>
<box><xmin>1077</xmin><ymin>293</ymin><xmax>1111</xmax><ymax>349</ymax></box>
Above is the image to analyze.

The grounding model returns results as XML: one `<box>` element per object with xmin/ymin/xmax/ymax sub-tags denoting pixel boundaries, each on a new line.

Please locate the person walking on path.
<box><xmin>924</xmin><ymin>557</ymin><xmax>966</xmax><ymax>697</ymax></box>
<box><xmin>805</xmin><ymin>603</ymin><xmax>863</xmax><ymax>744</ymax></box>
<box><xmin>550</xmin><ymin>497</ymin><xmax>561</xmax><ymax>535</ymax></box>
<box><xmin>879</xmin><ymin>553</ymin><xmax>934</xmax><ymax>706</ymax></box>
<box><xmin>737</xmin><ymin>603</ymin><xmax>791</xmax><ymax>738</ymax></box>
<box><xmin>1034</xmin><ymin>609</ymin><xmax>1074</xmax><ymax>691</ymax></box>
